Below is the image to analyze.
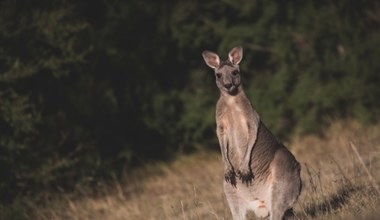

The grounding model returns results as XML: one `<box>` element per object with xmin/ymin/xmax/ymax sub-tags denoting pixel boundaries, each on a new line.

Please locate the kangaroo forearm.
<box><xmin>242</xmin><ymin>119</ymin><xmax>259</xmax><ymax>166</ymax></box>
<box><xmin>241</xmin><ymin>135</ymin><xmax>257</xmax><ymax>168</ymax></box>
<box><xmin>219</xmin><ymin>135</ymin><xmax>233</xmax><ymax>168</ymax></box>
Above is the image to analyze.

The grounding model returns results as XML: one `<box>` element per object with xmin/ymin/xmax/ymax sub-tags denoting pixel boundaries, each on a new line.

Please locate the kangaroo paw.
<box><xmin>224</xmin><ymin>169</ymin><xmax>237</xmax><ymax>186</ymax></box>
<box><xmin>237</xmin><ymin>168</ymin><xmax>254</xmax><ymax>185</ymax></box>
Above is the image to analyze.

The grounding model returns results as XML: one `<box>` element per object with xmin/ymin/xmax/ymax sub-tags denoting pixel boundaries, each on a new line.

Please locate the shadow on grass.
<box><xmin>300</xmin><ymin>184</ymin><xmax>363</xmax><ymax>219</ymax></box>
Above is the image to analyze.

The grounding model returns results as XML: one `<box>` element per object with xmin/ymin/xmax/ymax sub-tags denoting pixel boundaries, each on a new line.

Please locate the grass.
<box><xmin>27</xmin><ymin>121</ymin><xmax>380</xmax><ymax>219</ymax></box>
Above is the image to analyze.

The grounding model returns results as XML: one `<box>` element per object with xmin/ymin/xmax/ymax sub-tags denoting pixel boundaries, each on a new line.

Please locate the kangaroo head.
<box><xmin>202</xmin><ymin>46</ymin><xmax>243</xmax><ymax>95</ymax></box>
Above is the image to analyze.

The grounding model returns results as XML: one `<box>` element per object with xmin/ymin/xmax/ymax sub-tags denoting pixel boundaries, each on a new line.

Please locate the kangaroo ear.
<box><xmin>202</xmin><ymin>50</ymin><xmax>220</xmax><ymax>69</ymax></box>
<box><xmin>228</xmin><ymin>46</ymin><xmax>243</xmax><ymax>65</ymax></box>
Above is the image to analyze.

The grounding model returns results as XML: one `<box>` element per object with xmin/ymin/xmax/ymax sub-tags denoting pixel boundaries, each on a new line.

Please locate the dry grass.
<box><xmin>34</xmin><ymin>121</ymin><xmax>380</xmax><ymax>220</ymax></box>
<box><xmin>290</xmin><ymin>121</ymin><xmax>380</xmax><ymax>220</ymax></box>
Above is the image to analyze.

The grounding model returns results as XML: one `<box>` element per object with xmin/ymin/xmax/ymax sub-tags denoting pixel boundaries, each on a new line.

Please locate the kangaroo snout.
<box><xmin>224</xmin><ymin>83</ymin><xmax>235</xmax><ymax>92</ymax></box>
<box><xmin>224</xmin><ymin>83</ymin><xmax>233</xmax><ymax>89</ymax></box>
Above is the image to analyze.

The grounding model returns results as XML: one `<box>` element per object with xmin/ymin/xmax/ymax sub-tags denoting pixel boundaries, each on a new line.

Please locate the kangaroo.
<box><xmin>202</xmin><ymin>46</ymin><xmax>302</xmax><ymax>220</ymax></box>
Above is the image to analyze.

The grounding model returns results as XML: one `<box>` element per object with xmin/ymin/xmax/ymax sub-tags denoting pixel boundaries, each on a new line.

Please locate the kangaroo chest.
<box><xmin>217</xmin><ymin>96</ymin><xmax>252</xmax><ymax>166</ymax></box>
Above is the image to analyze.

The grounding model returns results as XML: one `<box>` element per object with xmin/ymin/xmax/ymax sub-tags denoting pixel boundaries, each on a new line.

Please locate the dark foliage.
<box><xmin>0</xmin><ymin>0</ymin><xmax>379</xmax><ymax>206</ymax></box>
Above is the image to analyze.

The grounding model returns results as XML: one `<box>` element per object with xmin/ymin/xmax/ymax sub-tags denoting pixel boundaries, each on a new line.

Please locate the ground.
<box><xmin>34</xmin><ymin>121</ymin><xmax>380</xmax><ymax>220</ymax></box>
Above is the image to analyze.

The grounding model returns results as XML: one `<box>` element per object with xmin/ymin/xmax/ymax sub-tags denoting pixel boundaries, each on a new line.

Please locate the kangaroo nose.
<box><xmin>224</xmin><ymin>83</ymin><xmax>233</xmax><ymax>89</ymax></box>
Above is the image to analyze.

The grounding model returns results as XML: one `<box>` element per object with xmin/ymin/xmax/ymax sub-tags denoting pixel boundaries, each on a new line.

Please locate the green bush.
<box><xmin>0</xmin><ymin>0</ymin><xmax>379</xmax><ymax>208</ymax></box>
<box><xmin>170</xmin><ymin>0</ymin><xmax>380</xmax><ymax>136</ymax></box>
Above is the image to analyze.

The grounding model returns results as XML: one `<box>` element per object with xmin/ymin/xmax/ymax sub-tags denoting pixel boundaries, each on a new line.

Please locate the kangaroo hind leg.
<box><xmin>224</xmin><ymin>183</ymin><xmax>249</xmax><ymax>220</ymax></box>
<box><xmin>269</xmin><ymin>174</ymin><xmax>301</xmax><ymax>219</ymax></box>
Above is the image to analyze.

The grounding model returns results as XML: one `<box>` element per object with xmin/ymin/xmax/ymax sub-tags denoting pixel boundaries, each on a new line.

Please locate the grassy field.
<box><xmin>32</xmin><ymin>121</ymin><xmax>380</xmax><ymax>219</ymax></box>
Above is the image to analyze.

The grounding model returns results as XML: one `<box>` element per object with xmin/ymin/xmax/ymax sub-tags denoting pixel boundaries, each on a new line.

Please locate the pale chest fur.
<box><xmin>216</xmin><ymin>95</ymin><xmax>253</xmax><ymax>168</ymax></box>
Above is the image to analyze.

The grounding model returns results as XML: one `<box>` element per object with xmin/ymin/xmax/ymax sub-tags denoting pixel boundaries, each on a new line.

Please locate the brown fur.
<box><xmin>202</xmin><ymin>46</ymin><xmax>302</xmax><ymax>220</ymax></box>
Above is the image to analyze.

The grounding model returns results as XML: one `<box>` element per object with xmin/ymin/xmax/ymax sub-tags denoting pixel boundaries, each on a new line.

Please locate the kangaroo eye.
<box><xmin>216</xmin><ymin>73</ymin><xmax>222</xmax><ymax>78</ymax></box>
<box><xmin>232</xmin><ymin>70</ymin><xmax>239</xmax><ymax>76</ymax></box>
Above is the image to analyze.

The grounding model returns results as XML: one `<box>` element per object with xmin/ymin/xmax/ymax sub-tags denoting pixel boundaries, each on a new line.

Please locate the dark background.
<box><xmin>1</xmin><ymin>0</ymin><xmax>379</xmax><ymax>206</ymax></box>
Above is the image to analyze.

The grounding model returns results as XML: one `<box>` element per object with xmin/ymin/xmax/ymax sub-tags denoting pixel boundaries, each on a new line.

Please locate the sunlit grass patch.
<box><xmin>30</xmin><ymin>121</ymin><xmax>380</xmax><ymax>220</ymax></box>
